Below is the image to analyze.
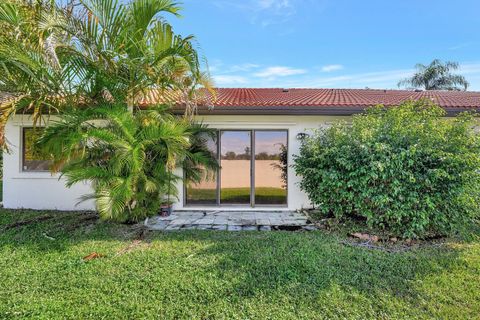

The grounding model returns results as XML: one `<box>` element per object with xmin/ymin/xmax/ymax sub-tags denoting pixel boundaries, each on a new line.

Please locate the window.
<box><xmin>22</xmin><ymin>127</ymin><xmax>51</xmax><ymax>172</ymax></box>
<box><xmin>185</xmin><ymin>129</ymin><xmax>288</xmax><ymax>207</ymax></box>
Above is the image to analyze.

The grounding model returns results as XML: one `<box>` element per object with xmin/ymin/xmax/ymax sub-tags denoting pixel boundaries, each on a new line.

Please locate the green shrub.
<box><xmin>293</xmin><ymin>100</ymin><xmax>480</xmax><ymax>238</ymax></box>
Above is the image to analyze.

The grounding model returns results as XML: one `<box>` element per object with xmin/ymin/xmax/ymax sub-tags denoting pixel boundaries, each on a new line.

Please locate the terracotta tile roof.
<box><xmin>140</xmin><ymin>88</ymin><xmax>480</xmax><ymax>114</ymax></box>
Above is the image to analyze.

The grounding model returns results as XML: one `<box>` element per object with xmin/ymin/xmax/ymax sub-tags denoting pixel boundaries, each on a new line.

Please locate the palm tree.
<box><xmin>0</xmin><ymin>0</ymin><xmax>212</xmax><ymax>146</ymax></box>
<box><xmin>0</xmin><ymin>0</ymin><xmax>218</xmax><ymax>221</ymax></box>
<box><xmin>39</xmin><ymin>104</ymin><xmax>218</xmax><ymax>222</ymax></box>
<box><xmin>398</xmin><ymin>59</ymin><xmax>469</xmax><ymax>91</ymax></box>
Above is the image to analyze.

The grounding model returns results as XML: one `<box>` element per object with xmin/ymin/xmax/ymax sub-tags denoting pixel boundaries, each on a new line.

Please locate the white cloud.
<box><xmin>257</xmin><ymin>0</ymin><xmax>292</xmax><ymax>10</ymax></box>
<box><xmin>229</xmin><ymin>63</ymin><xmax>260</xmax><ymax>72</ymax></box>
<box><xmin>213</xmin><ymin>75</ymin><xmax>248</xmax><ymax>86</ymax></box>
<box><xmin>254</xmin><ymin>66</ymin><xmax>307</xmax><ymax>78</ymax></box>
<box><xmin>207</xmin><ymin>59</ymin><xmax>224</xmax><ymax>73</ymax></box>
<box><xmin>321</xmin><ymin>64</ymin><xmax>344</xmax><ymax>72</ymax></box>
<box><xmin>212</xmin><ymin>0</ymin><xmax>296</xmax><ymax>27</ymax></box>
<box><xmin>210</xmin><ymin>62</ymin><xmax>480</xmax><ymax>91</ymax></box>
<box><xmin>293</xmin><ymin>69</ymin><xmax>414</xmax><ymax>88</ymax></box>
<box><xmin>448</xmin><ymin>42</ymin><xmax>475</xmax><ymax>51</ymax></box>
<box><xmin>208</xmin><ymin>61</ymin><xmax>260</xmax><ymax>74</ymax></box>
<box><xmin>459</xmin><ymin>62</ymin><xmax>480</xmax><ymax>75</ymax></box>
<box><xmin>317</xmin><ymin>63</ymin><xmax>479</xmax><ymax>90</ymax></box>
<box><xmin>213</xmin><ymin>0</ymin><xmax>293</xmax><ymax>13</ymax></box>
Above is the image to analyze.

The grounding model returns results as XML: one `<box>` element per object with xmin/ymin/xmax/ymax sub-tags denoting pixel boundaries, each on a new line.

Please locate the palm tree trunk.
<box><xmin>127</xmin><ymin>90</ymin><xmax>134</xmax><ymax>113</ymax></box>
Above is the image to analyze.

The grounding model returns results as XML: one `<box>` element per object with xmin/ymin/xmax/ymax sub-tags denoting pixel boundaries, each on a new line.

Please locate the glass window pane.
<box><xmin>23</xmin><ymin>128</ymin><xmax>51</xmax><ymax>171</ymax></box>
<box><xmin>254</xmin><ymin>131</ymin><xmax>287</xmax><ymax>205</ymax></box>
<box><xmin>220</xmin><ymin>131</ymin><xmax>251</xmax><ymax>205</ymax></box>
<box><xmin>185</xmin><ymin>132</ymin><xmax>218</xmax><ymax>205</ymax></box>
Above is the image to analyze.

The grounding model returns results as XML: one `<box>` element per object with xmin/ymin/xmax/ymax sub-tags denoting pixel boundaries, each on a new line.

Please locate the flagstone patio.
<box><xmin>145</xmin><ymin>210</ymin><xmax>316</xmax><ymax>231</ymax></box>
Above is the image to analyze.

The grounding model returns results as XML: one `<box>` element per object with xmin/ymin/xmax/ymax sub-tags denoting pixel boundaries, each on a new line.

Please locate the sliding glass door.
<box><xmin>185</xmin><ymin>132</ymin><xmax>218</xmax><ymax>205</ymax></box>
<box><xmin>254</xmin><ymin>131</ymin><xmax>288</xmax><ymax>205</ymax></box>
<box><xmin>185</xmin><ymin>130</ymin><xmax>288</xmax><ymax>207</ymax></box>
<box><xmin>220</xmin><ymin>131</ymin><xmax>252</xmax><ymax>205</ymax></box>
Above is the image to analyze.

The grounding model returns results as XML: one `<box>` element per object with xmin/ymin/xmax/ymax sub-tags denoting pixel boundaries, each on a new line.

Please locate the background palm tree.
<box><xmin>398</xmin><ymin>59</ymin><xmax>469</xmax><ymax>91</ymax></box>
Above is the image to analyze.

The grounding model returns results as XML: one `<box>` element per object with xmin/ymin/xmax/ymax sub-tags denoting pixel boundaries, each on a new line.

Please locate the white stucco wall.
<box><xmin>2</xmin><ymin>115</ymin><xmax>95</xmax><ymax>211</ymax></box>
<box><xmin>2</xmin><ymin>114</ymin><xmax>348</xmax><ymax>211</ymax></box>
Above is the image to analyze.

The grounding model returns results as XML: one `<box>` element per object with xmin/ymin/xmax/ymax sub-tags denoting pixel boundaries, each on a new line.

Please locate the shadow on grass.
<box><xmin>0</xmin><ymin>209</ymin><xmax>134</xmax><ymax>253</ymax></box>
<box><xmin>182</xmin><ymin>232</ymin><xmax>459</xmax><ymax>295</ymax></box>
<box><xmin>1</xmin><ymin>209</ymin><xmax>478</xmax><ymax>318</ymax></box>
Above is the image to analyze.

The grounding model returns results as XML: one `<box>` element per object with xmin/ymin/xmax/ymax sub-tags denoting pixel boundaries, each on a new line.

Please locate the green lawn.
<box><xmin>0</xmin><ymin>209</ymin><xmax>479</xmax><ymax>319</ymax></box>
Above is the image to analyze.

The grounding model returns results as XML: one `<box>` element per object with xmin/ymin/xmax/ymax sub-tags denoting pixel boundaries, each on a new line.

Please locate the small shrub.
<box><xmin>293</xmin><ymin>100</ymin><xmax>480</xmax><ymax>238</ymax></box>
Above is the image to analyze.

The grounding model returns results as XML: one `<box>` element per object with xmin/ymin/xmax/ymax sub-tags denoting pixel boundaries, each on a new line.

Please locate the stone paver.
<box><xmin>211</xmin><ymin>224</ymin><xmax>227</xmax><ymax>231</ymax></box>
<box><xmin>165</xmin><ymin>224</ymin><xmax>182</xmax><ymax>231</ymax></box>
<box><xmin>196</xmin><ymin>224</ymin><xmax>212</xmax><ymax>230</ymax></box>
<box><xmin>227</xmin><ymin>225</ymin><xmax>243</xmax><ymax>231</ymax></box>
<box><xmin>256</xmin><ymin>219</ymin><xmax>271</xmax><ymax>225</ymax></box>
<box><xmin>146</xmin><ymin>210</ymin><xmax>315</xmax><ymax>232</ymax></box>
<box><xmin>148</xmin><ymin>220</ymin><xmax>169</xmax><ymax>230</ymax></box>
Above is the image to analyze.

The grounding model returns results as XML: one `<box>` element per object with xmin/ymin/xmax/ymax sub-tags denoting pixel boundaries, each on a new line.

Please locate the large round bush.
<box><xmin>293</xmin><ymin>100</ymin><xmax>480</xmax><ymax>238</ymax></box>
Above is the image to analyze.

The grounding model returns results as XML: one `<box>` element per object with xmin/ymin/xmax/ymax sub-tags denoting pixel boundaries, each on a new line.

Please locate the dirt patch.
<box><xmin>2</xmin><ymin>214</ymin><xmax>55</xmax><ymax>230</ymax></box>
<box><xmin>350</xmin><ymin>232</ymin><xmax>380</xmax><ymax>242</ymax></box>
<box><xmin>340</xmin><ymin>238</ymin><xmax>448</xmax><ymax>253</ymax></box>
<box><xmin>115</xmin><ymin>239</ymin><xmax>151</xmax><ymax>256</ymax></box>
<box><xmin>272</xmin><ymin>225</ymin><xmax>304</xmax><ymax>231</ymax></box>
<box><xmin>302</xmin><ymin>209</ymin><xmax>454</xmax><ymax>251</ymax></box>
<box><xmin>64</xmin><ymin>213</ymin><xmax>99</xmax><ymax>232</ymax></box>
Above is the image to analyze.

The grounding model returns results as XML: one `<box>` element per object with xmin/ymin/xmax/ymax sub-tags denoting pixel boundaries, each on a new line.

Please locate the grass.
<box><xmin>1</xmin><ymin>209</ymin><xmax>479</xmax><ymax>319</ymax></box>
<box><xmin>187</xmin><ymin>187</ymin><xmax>287</xmax><ymax>204</ymax></box>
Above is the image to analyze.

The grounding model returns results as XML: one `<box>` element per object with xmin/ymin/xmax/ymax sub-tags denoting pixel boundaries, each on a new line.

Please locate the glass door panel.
<box><xmin>185</xmin><ymin>132</ymin><xmax>218</xmax><ymax>205</ymax></box>
<box><xmin>220</xmin><ymin>131</ymin><xmax>251</xmax><ymax>205</ymax></box>
<box><xmin>254</xmin><ymin>131</ymin><xmax>288</xmax><ymax>205</ymax></box>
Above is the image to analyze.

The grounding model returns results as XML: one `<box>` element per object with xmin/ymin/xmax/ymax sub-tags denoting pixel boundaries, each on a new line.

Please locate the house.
<box><xmin>3</xmin><ymin>88</ymin><xmax>480</xmax><ymax>211</ymax></box>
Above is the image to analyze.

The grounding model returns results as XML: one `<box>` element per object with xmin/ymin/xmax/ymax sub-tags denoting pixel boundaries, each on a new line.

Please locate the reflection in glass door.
<box><xmin>254</xmin><ymin>131</ymin><xmax>288</xmax><ymax>205</ymax></box>
<box><xmin>185</xmin><ymin>132</ymin><xmax>218</xmax><ymax>205</ymax></box>
<box><xmin>220</xmin><ymin>131</ymin><xmax>251</xmax><ymax>205</ymax></box>
<box><xmin>185</xmin><ymin>130</ymin><xmax>288</xmax><ymax>207</ymax></box>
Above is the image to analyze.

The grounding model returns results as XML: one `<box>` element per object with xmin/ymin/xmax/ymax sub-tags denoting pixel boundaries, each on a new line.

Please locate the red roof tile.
<box><xmin>140</xmin><ymin>88</ymin><xmax>480</xmax><ymax>114</ymax></box>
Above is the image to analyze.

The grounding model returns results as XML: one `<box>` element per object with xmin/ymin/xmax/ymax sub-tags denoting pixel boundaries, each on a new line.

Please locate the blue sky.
<box><xmin>170</xmin><ymin>0</ymin><xmax>480</xmax><ymax>90</ymax></box>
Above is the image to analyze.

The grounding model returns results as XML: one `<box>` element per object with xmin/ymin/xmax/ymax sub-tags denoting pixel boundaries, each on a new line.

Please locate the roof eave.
<box><xmin>170</xmin><ymin>105</ymin><xmax>480</xmax><ymax>116</ymax></box>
